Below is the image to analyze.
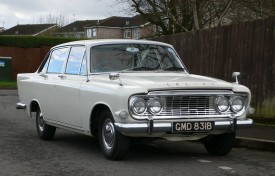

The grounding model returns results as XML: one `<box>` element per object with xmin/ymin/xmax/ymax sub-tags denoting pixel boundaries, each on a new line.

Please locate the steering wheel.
<box><xmin>96</xmin><ymin>61</ymin><xmax>119</xmax><ymax>71</ymax></box>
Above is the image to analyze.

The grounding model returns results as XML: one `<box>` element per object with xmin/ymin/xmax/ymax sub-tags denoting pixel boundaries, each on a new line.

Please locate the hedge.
<box><xmin>0</xmin><ymin>36</ymin><xmax>82</xmax><ymax>48</ymax></box>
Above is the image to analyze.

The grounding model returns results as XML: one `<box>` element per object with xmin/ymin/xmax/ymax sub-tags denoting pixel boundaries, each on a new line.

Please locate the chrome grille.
<box><xmin>143</xmin><ymin>95</ymin><xmax>231</xmax><ymax>118</ymax></box>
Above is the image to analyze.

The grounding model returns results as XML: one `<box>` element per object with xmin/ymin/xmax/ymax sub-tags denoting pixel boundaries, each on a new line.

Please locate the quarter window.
<box><xmin>65</xmin><ymin>46</ymin><xmax>86</xmax><ymax>75</ymax></box>
<box><xmin>80</xmin><ymin>57</ymin><xmax>87</xmax><ymax>75</ymax></box>
<box><xmin>47</xmin><ymin>47</ymin><xmax>69</xmax><ymax>73</ymax></box>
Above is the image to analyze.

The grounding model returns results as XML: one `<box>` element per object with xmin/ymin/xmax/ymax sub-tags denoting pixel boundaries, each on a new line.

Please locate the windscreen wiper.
<box><xmin>162</xmin><ymin>66</ymin><xmax>185</xmax><ymax>71</ymax></box>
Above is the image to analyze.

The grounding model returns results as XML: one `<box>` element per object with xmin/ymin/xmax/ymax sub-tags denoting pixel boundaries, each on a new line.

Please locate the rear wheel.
<box><xmin>203</xmin><ymin>132</ymin><xmax>235</xmax><ymax>156</ymax></box>
<box><xmin>98</xmin><ymin>111</ymin><xmax>130</xmax><ymax>160</ymax></box>
<box><xmin>36</xmin><ymin>107</ymin><xmax>56</xmax><ymax>140</ymax></box>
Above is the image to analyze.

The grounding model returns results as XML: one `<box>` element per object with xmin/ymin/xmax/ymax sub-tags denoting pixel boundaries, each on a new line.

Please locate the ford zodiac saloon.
<box><xmin>17</xmin><ymin>39</ymin><xmax>254</xmax><ymax>160</ymax></box>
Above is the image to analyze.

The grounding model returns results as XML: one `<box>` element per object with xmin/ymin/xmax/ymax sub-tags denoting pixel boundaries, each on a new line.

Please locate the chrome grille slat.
<box><xmin>143</xmin><ymin>95</ymin><xmax>231</xmax><ymax>117</ymax></box>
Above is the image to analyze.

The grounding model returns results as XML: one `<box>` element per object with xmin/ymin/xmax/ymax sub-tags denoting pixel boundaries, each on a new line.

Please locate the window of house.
<box><xmin>65</xmin><ymin>46</ymin><xmax>86</xmax><ymax>75</ymax></box>
<box><xmin>134</xmin><ymin>28</ymin><xmax>141</xmax><ymax>39</ymax></box>
<box><xmin>92</xmin><ymin>28</ymin><xmax>97</xmax><ymax>37</ymax></box>
<box><xmin>124</xmin><ymin>29</ymin><xmax>131</xmax><ymax>38</ymax></box>
<box><xmin>87</xmin><ymin>29</ymin><xmax>92</xmax><ymax>38</ymax></box>
<box><xmin>47</xmin><ymin>47</ymin><xmax>69</xmax><ymax>73</ymax></box>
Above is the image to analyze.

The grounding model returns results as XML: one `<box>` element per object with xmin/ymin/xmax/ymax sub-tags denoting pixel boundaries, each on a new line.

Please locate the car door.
<box><xmin>54</xmin><ymin>46</ymin><xmax>86</xmax><ymax>128</ymax></box>
<box><xmin>36</xmin><ymin>47</ymin><xmax>70</xmax><ymax>122</ymax></box>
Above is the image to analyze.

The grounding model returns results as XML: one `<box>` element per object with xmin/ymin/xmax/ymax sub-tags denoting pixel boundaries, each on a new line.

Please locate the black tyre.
<box><xmin>36</xmin><ymin>107</ymin><xmax>56</xmax><ymax>140</ymax></box>
<box><xmin>203</xmin><ymin>132</ymin><xmax>235</xmax><ymax>156</ymax></box>
<box><xmin>98</xmin><ymin>111</ymin><xmax>130</xmax><ymax>160</ymax></box>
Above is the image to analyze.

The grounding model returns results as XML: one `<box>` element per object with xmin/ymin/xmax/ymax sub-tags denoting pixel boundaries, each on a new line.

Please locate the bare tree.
<box><xmin>118</xmin><ymin>0</ymin><xmax>275</xmax><ymax>36</ymax></box>
<box><xmin>36</xmin><ymin>13</ymin><xmax>72</xmax><ymax>27</ymax></box>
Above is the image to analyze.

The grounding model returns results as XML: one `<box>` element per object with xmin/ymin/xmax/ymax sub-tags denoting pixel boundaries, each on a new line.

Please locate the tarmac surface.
<box><xmin>1</xmin><ymin>89</ymin><xmax>275</xmax><ymax>152</ymax></box>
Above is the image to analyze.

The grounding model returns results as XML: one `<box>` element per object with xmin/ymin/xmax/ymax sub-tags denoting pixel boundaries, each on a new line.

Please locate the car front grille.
<box><xmin>143</xmin><ymin>90</ymin><xmax>234</xmax><ymax>119</ymax></box>
<box><xmin>146</xmin><ymin>96</ymin><xmax>224</xmax><ymax>117</ymax></box>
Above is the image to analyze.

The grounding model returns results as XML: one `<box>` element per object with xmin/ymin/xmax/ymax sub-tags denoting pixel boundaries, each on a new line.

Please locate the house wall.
<box><xmin>52</xmin><ymin>32</ymin><xmax>84</xmax><ymax>38</ymax></box>
<box><xmin>97</xmin><ymin>28</ymin><xmax>123</xmax><ymax>39</ymax></box>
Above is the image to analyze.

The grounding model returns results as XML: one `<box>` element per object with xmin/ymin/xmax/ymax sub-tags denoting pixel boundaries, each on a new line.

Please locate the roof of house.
<box><xmin>127</xmin><ymin>15</ymin><xmax>148</xmax><ymax>27</ymax></box>
<box><xmin>52</xmin><ymin>15</ymin><xmax>149</xmax><ymax>34</ymax></box>
<box><xmin>86</xmin><ymin>15</ymin><xmax>148</xmax><ymax>28</ymax></box>
<box><xmin>53</xmin><ymin>20</ymin><xmax>102</xmax><ymax>33</ymax></box>
<box><xmin>0</xmin><ymin>24</ymin><xmax>57</xmax><ymax>36</ymax></box>
<box><xmin>97</xmin><ymin>16</ymin><xmax>130</xmax><ymax>27</ymax></box>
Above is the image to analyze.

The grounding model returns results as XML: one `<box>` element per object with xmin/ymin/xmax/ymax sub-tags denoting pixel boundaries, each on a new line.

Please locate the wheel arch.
<box><xmin>29</xmin><ymin>99</ymin><xmax>41</xmax><ymax>118</ymax></box>
<box><xmin>90</xmin><ymin>103</ymin><xmax>112</xmax><ymax>136</ymax></box>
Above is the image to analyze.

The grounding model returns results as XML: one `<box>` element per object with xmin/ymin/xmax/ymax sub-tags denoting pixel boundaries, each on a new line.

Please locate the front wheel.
<box><xmin>203</xmin><ymin>132</ymin><xmax>235</xmax><ymax>156</ymax></box>
<box><xmin>98</xmin><ymin>111</ymin><xmax>130</xmax><ymax>160</ymax></box>
<box><xmin>36</xmin><ymin>107</ymin><xmax>56</xmax><ymax>140</ymax></box>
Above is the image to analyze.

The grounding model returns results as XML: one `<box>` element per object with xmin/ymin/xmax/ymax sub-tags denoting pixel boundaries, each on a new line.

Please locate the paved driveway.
<box><xmin>0</xmin><ymin>90</ymin><xmax>275</xmax><ymax>176</ymax></box>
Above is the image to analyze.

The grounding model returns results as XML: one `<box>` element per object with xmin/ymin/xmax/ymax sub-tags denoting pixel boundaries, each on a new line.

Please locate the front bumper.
<box><xmin>114</xmin><ymin>118</ymin><xmax>253</xmax><ymax>134</ymax></box>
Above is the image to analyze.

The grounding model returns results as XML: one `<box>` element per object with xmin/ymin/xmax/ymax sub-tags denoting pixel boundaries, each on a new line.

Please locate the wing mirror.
<box><xmin>109</xmin><ymin>73</ymin><xmax>123</xmax><ymax>86</ymax></box>
<box><xmin>232</xmin><ymin>72</ymin><xmax>240</xmax><ymax>84</ymax></box>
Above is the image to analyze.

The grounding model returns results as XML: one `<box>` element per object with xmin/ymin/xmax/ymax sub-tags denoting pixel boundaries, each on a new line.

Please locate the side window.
<box><xmin>65</xmin><ymin>46</ymin><xmax>86</xmax><ymax>75</ymax></box>
<box><xmin>47</xmin><ymin>47</ymin><xmax>69</xmax><ymax>73</ymax></box>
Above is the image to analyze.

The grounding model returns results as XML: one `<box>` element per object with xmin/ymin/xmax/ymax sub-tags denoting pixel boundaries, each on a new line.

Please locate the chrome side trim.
<box><xmin>45</xmin><ymin>119</ymin><xmax>91</xmax><ymax>136</ymax></box>
<box><xmin>16</xmin><ymin>102</ymin><xmax>26</xmax><ymax>110</ymax></box>
<box><xmin>114</xmin><ymin>118</ymin><xmax>253</xmax><ymax>134</ymax></box>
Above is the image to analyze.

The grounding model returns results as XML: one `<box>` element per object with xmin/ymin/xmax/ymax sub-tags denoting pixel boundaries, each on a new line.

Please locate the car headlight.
<box><xmin>230</xmin><ymin>96</ymin><xmax>244</xmax><ymax>113</ymax></box>
<box><xmin>131</xmin><ymin>98</ymin><xmax>147</xmax><ymax>115</ymax></box>
<box><xmin>214</xmin><ymin>96</ymin><xmax>230</xmax><ymax>113</ymax></box>
<box><xmin>148</xmin><ymin>98</ymin><xmax>162</xmax><ymax>114</ymax></box>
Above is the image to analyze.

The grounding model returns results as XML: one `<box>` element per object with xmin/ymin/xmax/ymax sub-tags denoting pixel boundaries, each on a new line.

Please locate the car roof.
<box><xmin>53</xmin><ymin>39</ymin><xmax>173</xmax><ymax>48</ymax></box>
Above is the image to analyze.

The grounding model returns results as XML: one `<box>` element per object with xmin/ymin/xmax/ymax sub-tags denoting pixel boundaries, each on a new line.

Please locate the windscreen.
<box><xmin>90</xmin><ymin>44</ymin><xmax>185</xmax><ymax>73</ymax></box>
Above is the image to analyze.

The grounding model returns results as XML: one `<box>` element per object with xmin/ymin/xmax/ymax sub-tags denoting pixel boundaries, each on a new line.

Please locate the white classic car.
<box><xmin>17</xmin><ymin>39</ymin><xmax>254</xmax><ymax>160</ymax></box>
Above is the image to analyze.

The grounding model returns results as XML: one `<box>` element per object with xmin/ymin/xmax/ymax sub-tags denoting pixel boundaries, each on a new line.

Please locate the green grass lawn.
<box><xmin>0</xmin><ymin>80</ymin><xmax>17</xmax><ymax>89</ymax></box>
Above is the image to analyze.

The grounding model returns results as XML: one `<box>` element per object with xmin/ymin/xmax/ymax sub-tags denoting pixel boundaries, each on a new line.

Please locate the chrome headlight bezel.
<box><xmin>148</xmin><ymin>98</ymin><xmax>163</xmax><ymax>114</ymax></box>
<box><xmin>131</xmin><ymin>98</ymin><xmax>147</xmax><ymax>115</ymax></box>
<box><xmin>214</xmin><ymin>96</ymin><xmax>230</xmax><ymax>113</ymax></box>
<box><xmin>230</xmin><ymin>96</ymin><xmax>245</xmax><ymax>113</ymax></box>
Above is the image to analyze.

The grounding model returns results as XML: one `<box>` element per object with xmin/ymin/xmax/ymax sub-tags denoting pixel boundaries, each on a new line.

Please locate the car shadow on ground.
<box><xmin>51</xmin><ymin>130</ymin><xmax>212</xmax><ymax>161</ymax></box>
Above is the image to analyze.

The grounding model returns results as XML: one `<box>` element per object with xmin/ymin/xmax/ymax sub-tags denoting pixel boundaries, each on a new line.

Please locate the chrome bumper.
<box><xmin>16</xmin><ymin>102</ymin><xmax>26</xmax><ymax>110</ymax></box>
<box><xmin>114</xmin><ymin>118</ymin><xmax>253</xmax><ymax>134</ymax></box>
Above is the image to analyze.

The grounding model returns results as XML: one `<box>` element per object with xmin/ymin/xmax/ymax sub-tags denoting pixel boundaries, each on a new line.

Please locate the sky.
<box><xmin>0</xmin><ymin>0</ymin><xmax>129</xmax><ymax>29</ymax></box>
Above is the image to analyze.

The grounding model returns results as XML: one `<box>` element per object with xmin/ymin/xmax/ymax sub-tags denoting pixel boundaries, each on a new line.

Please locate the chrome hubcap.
<box><xmin>38</xmin><ymin>111</ymin><xmax>45</xmax><ymax>132</ymax></box>
<box><xmin>102</xmin><ymin>119</ymin><xmax>115</xmax><ymax>150</ymax></box>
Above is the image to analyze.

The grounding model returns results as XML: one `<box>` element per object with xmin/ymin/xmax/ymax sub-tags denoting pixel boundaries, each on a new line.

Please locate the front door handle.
<box><xmin>39</xmin><ymin>74</ymin><xmax>48</xmax><ymax>78</ymax></box>
<box><xmin>58</xmin><ymin>75</ymin><xmax>66</xmax><ymax>79</ymax></box>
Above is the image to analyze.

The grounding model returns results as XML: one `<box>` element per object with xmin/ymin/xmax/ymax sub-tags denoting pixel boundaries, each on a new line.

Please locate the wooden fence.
<box><xmin>0</xmin><ymin>17</ymin><xmax>274</xmax><ymax>117</ymax></box>
<box><xmin>155</xmin><ymin>17</ymin><xmax>275</xmax><ymax>118</ymax></box>
<box><xmin>0</xmin><ymin>46</ymin><xmax>51</xmax><ymax>80</ymax></box>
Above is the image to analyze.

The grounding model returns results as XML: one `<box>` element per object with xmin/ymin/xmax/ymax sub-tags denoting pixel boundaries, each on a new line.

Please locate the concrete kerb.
<box><xmin>234</xmin><ymin>137</ymin><xmax>275</xmax><ymax>152</ymax></box>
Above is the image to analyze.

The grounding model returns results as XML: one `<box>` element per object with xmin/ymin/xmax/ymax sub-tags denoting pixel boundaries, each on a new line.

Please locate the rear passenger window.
<box><xmin>65</xmin><ymin>46</ymin><xmax>86</xmax><ymax>75</ymax></box>
<box><xmin>47</xmin><ymin>47</ymin><xmax>69</xmax><ymax>73</ymax></box>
